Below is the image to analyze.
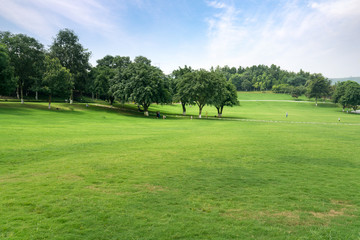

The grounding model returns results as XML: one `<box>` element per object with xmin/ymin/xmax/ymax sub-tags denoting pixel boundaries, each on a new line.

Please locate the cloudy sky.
<box><xmin>0</xmin><ymin>0</ymin><xmax>359</xmax><ymax>77</ymax></box>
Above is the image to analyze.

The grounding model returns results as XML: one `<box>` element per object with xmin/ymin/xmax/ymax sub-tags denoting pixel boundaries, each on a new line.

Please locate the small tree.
<box><xmin>172</xmin><ymin>65</ymin><xmax>193</xmax><ymax>115</ymax></box>
<box><xmin>111</xmin><ymin>56</ymin><xmax>171</xmax><ymax>116</ymax></box>
<box><xmin>333</xmin><ymin>81</ymin><xmax>353</xmax><ymax>110</ymax></box>
<box><xmin>0</xmin><ymin>32</ymin><xmax>45</xmax><ymax>103</ymax></box>
<box><xmin>212</xmin><ymin>73</ymin><xmax>239</xmax><ymax>117</ymax></box>
<box><xmin>42</xmin><ymin>56</ymin><xmax>72</xmax><ymax>109</ymax></box>
<box><xmin>177</xmin><ymin>69</ymin><xmax>217</xmax><ymax>118</ymax></box>
<box><xmin>306</xmin><ymin>73</ymin><xmax>330</xmax><ymax>106</ymax></box>
<box><xmin>339</xmin><ymin>82</ymin><xmax>360</xmax><ymax>111</ymax></box>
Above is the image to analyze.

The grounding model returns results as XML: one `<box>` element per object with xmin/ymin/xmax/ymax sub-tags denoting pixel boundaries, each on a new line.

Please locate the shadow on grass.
<box><xmin>0</xmin><ymin>102</ymin><xmax>85</xmax><ymax>116</ymax></box>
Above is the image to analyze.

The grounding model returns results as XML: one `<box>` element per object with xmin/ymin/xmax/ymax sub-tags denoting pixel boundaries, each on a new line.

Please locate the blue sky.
<box><xmin>0</xmin><ymin>0</ymin><xmax>359</xmax><ymax>78</ymax></box>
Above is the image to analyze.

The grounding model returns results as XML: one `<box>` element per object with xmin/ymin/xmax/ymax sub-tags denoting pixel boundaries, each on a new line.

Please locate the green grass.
<box><xmin>0</xmin><ymin>93</ymin><xmax>360</xmax><ymax>239</ymax></box>
<box><xmin>237</xmin><ymin>91</ymin><xmax>307</xmax><ymax>101</ymax></box>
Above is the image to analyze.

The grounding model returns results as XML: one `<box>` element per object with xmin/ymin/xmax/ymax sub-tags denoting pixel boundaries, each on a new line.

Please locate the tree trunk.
<box><xmin>143</xmin><ymin>104</ymin><xmax>149</xmax><ymax>116</ymax></box>
<box><xmin>35</xmin><ymin>91</ymin><xmax>38</xmax><ymax>100</ymax></box>
<box><xmin>218</xmin><ymin>106</ymin><xmax>223</xmax><ymax>118</ymax></box>
<box><xmin>182</xmin><ymin>102</ymin><xmax>186</xmax><ymax>116</ymax></box>
<box><xmin>70</xmin><ymin>90</ymin><xmax>73</xmax><ymax>104</ymax></box>
<box><xmin>92</xmin><ymin>92</ymin><xmax>94</xmax><ymax>100</ymax></box>
<box><xmin>20</xmin><ymin>84</ymin><xmax>24</xmax><ymax>104</ymax></box>
<box><xmin>16</xmin><ymin>86</ymin><xmax>19</xmax><ymax>99</ymax></box>
<box><xmin>48</xmin><ymin>94</ymin><xmax>51</xmax><ymax>109</ymax></box>
<box><xmin>315</xmin><ymin>97</ymin><xmax>318</xmax><ymax>106</ymax></box>
<box><xmin>198</xmin><ymin>107</ymin><xmax>202</xmax><ymax>118</ymax></box>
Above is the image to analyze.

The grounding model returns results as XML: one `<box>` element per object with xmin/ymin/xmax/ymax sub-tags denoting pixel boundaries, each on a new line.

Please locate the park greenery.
<box><xmin>0</xmin><ymin>29</ymin><xmax>360</xmax><ymax>239</ymax></box>
<box><xmin>1</xmin><ymin>93</ymin><xmax>360</xmax><ymax>239</ymax></box>
<box><xmin>1</xmin><ymin>29</ymin><xmax>359</xmax><ymax>114</ymax></box>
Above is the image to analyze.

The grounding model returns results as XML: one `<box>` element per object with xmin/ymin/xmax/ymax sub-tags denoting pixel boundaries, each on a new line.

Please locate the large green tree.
<box><xmin>50</xmin><ymin>29</ymin><xmax>91</xmax><ymax>103</ymax></box>
<box><xmin>42</xmin><ymin>56</ymin><xmax>72</xmax><ymax>109</ymax></box>
<box><xmin>0</xmin><ymin>32</ymin><xmax>45</xmax><ymax>103</ymax></box>
<box><xmin>306</xmin><ymin>73</ymin><xmax>331</xmax><ymax>106</ymax></box>
<box><xmin>111</xmin><ymin>56</ymin><xmax>171</xmax><ymax>116</ymax></box>
<box><xmin>338</xmin><ymin>81</ymin><xmax>360</xmax><ymax>111</ymax></box>
<box><xmin>172</xmin><ymin>65</ymin><xmax>193</xmax><ymax>115</ymax></box>
<box><xmin>177</xmin><ymin>69</ymin><xmax>218</xmax><ymax>118</ymax></box>
<box><xmin>108</xmin><ymin>56</ymin><xmax>132</xmax><ymax>104</ymax></box>
<box><xmin>333</xmin><ymin>81</ymin><xmax>354</xmax><ymax>110</ymax></box>
<box><xmin>0</xmin><ymin>43</ymin><xmax>15</xmax><ymax>96</ymax></box>
<box><xmin>212</xmin><ymin>72</ymin><xmax>239</xmax><ymax>117</ymax></box>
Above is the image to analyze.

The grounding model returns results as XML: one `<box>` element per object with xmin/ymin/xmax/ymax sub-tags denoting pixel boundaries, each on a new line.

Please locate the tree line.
<box><xmin>1</xmin><ymin>29</ymin><xmax>359</xmax><ymax>115</ymax></box>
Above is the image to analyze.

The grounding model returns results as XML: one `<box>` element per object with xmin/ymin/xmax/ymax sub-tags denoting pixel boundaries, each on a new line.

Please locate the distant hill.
<box><xmin>329</xmin><ymin>77</ymin><xmax>360</xmax><ymax>85</ymax></box>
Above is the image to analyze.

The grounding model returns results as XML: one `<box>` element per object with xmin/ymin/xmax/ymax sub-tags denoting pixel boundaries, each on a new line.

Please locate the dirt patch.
<box><xmin>223</xmin><ymin>201</ymin><xmax>358</xmax><ymax>226</ymax></box>
<box><xmin>134</xmin><ymin>183</ymin><xmax>167</xmax><ymax>192</ymax></box>
<box><xmin>311</xmin><ymin>209</ymin><xmax>344</xmax><ymax>218</ymax></box>
<box><xmin>85</xmin><ymin>185</ymin><xmax>126</xmax><ymax>196</ymax></box>
<box><xmin>59</xmin><ymin>174</ymin><xmax>84</xmax><ymax>181</ymax></box>
<box><xmin>311</xmin><ymin>200</ymin><xmax>357</xmax><ymax>219</ymax></box>
<box><xmin>223</xmin><ymin>209</ymin><xmax>305</xmax><ymax>226</ymax></box>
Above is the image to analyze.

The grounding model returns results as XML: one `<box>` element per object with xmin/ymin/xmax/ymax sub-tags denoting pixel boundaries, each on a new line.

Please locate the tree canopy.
<box><xmin>0</xmin><ymin>31</ymin><xmax>44</xmax><ymax>103</ymax></box>
<box><xmin>42</xmin><ymin>56</ymin><xmax>73</xmax><ymax>108</ymax></box>
<box><xmin>0</xmin><ymin>43</ymin><xmax>15</xmax><ymax>96</ymax></box>
<box><xmin>111</xmin><ymin>56</ymin><xmax>171</xmax><ymax>116</ymax></box>
<box><xmin>50</xmin><ymin>29</ymin><xmax>91</xmax><ymax>99</ymax></box>
<box><xmin>306</xmin><ymin>73</ymin><xmax>331</xmax><ymax>106</ymax></box>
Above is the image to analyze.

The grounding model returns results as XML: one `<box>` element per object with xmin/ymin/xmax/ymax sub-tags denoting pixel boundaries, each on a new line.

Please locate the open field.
<box><xmin>0</xmin><ymin>93</ymin><xmax>359</xmax><ymax>239</ymax></box>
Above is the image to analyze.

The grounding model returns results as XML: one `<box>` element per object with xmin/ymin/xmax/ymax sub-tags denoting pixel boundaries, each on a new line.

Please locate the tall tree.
<box><xmin>111</xmin><ymin>56</ymin><xmax>171</xmax><ymax>116</ymax></box>
<box><xmin>50</xmin><ymin>29</ymin><xmax>91</xmax><ymax>103</ymax></box>
<box><xmin>172</xmin><ymin>65</ymin><xmax>193</xmax><ymax>115</ymax></box>
<box><xmin>177</xmin><ymin>69</ymin><xmax>218</xmax><ymax>118</ymax></box>
<box><xmin>0</xmin><ymin>43</ymin><xmax>15</xmax><ymax>96</ymax></box>
<box><xmin>212</xmin><ymin>72</ymin><xmax>239</xmax><ymax>117</ymax></box>
<box><xmin>0</xmin><ymin>32</ymin><xmax>45</xmax><ymax>103</ymax></box>
<box><xmin>108</xmin><ymin>56</ymin><xmax>132</xmax><ymax>104</ymax></box>
<box><xmin>306</xmin><ymin>73</ymin><xmax>331</xmax><ymax>106</ymax></box>
<box><xmin>42</xmin><ymin>56</ymin><xmax>72</xmax><ymax>109</ymax></box>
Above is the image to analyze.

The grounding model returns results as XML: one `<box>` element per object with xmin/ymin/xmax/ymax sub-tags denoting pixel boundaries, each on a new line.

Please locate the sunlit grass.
<box><xmin>0</xmin><ymin>93</ymin><xmax>359</xmax><ymax>239</ymax></box>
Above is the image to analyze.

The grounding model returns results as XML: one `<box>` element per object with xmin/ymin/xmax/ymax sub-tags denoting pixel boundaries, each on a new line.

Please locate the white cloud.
<box><xmin>0</xmin><ymin>0</ymin><xmax>119</xmax><ymax>40</ymax></box>
<box><xmin>205</xmin><ymin>0</ymin><xmax>360</xmax><ymax>77</ymax></box>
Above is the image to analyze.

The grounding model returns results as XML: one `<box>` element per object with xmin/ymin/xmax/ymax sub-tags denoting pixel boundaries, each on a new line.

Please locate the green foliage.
<box><xmin>272</xmin><ymin>84</ymin><xmax>292</xmax><ymax>93</ymax></box>
<box><xmin>0</xmin><ymin>31</ymin><xmax>45</xmax><ymax>101</ymax></box>
<box><xmin>177</xmin><ymin>69</ymin><xmax>219</xmax><ymax>117</ymax></box>
<box><xmin>111</xmin><ymin>56</ymin><xmax>171</xmax><ymax>114</ymax></box>
<box><xmin>337</xmin><ymin>81</ymin><xmax>360</xmax><ymax>111</ymax></box>
<box><xmin>50</xmin><ymin>29</ymin><xmax>91</xmax><ymax>94</ymax></box>
<box><xmin>306</xmin><ymin>73</ymin><xmax>331</xmax><ymax>105</ymax></box>
<box><xmin>214</xmin><ymin>64</ymin><xmax>311</xmax><ymax>91</ymax></box>
<box><xmin>0</xmin><ymin>43</ymin><xmax>15</xmax><ymax>96</ymax></box>
<box><xmin>211</xmin><ymin>72</ymin><xmax>239</xmax><ymax>116</ymax></box>
<box><xmin>291</xmin><ymin>85</ymin><xmax>307</xmax><ymax>98</ymax></box>
<box><xmin>172</xmin><ymin>65</ymin><xmax>194</xmax><ymax>114</ymax></box>
<box><xmin>333</xmin><ymin>81</ymin><xmax>355</xmax><ymax>108</ymax></box>
<box><xmin>42</xmin><ymin>56</ymin><xmax>72</xmax><ymax>104</ymax></box>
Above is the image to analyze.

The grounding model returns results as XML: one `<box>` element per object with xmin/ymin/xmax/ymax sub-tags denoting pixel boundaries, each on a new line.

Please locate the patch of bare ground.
<box><xmin>224</xmin><ymin>200</ymin><xmax>357</xmax><ymax>226</ymax></box>
<box><xmin>58</xmin><ymin>174</ymin><xmax>84</xmax><ymax>182</ymax></box>
<box><xmin>223</xmin><ymin>209</ymin><xmax>309</xmax><ymax>226</ymax></box>
<box><xmin>134</xmin><ymin>183</ymin><xmax>167</xmax><ymax>192</ymax></box>
<box><xmin>85</xmin><ymin>185</ymin><xmax>126</xmax><ymax>196</ymax></box>
<box><xmin>311</xmin><ymin>200</ymin><xmax>357</xmax><ymax>219</ymax></box>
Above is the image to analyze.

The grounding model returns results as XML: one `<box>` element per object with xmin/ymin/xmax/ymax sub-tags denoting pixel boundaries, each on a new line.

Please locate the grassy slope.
<box><xmin>0</xmin><ymin>95</ymin><xmax>359</xmax><ymax>239</ymax></box>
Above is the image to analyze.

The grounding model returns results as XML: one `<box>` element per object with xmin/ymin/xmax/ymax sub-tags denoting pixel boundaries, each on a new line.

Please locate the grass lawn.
<box><xmin>0</xmin><ymin>93</ymin><xmax>359</xmax><ymax>239</ymax></box>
